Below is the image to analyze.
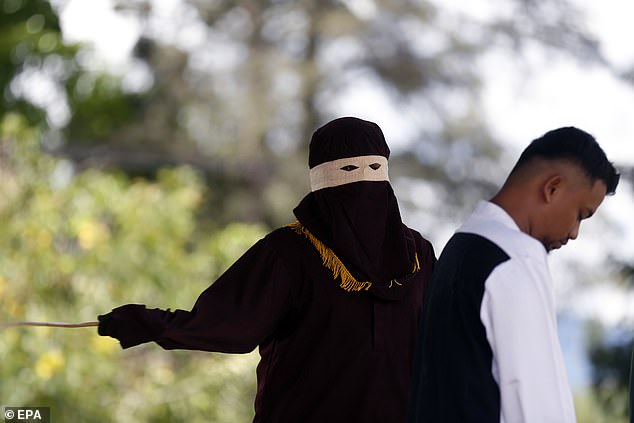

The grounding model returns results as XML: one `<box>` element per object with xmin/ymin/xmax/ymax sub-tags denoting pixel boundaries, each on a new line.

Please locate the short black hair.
<box><xmin>511</xmin><ymin>126</ymin><xmax>620</xmax><ymax>195</ymax></box>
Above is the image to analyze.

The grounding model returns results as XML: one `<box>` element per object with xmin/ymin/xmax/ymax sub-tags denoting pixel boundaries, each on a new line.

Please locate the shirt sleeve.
<box><xmin>480</xmin><ymin>258</ymin><xmax>577</xmax><ymax>423</ymax></box>
<box><xmin>105</xmin><ymin>234</ymin><xmax>296</xmax><ymax>353</ymax></box>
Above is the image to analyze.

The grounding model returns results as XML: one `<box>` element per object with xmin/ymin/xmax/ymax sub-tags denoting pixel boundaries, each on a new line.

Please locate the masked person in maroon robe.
<box><xmin>98</xmin><ymin>116</ymin><xmax>436</xmax><ymax>422</ymax></box>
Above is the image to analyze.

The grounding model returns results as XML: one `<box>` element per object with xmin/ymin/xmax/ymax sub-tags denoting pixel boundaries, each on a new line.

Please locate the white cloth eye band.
<box><xmin>309</xmin><ymin>155</ymin><xmax>389</xmax><ymax>192</ymax></box>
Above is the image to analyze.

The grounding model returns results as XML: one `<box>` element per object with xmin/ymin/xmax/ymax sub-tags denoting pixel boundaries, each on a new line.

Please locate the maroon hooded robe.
<box><xmin>98</xmin><ymin>117</ymin><xmax>435</xmax><ymax>422</ymax></box>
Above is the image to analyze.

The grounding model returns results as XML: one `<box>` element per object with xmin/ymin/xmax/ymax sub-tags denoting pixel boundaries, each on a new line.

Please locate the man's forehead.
<box><xmin>573</xmin><ymin>177</ymin><xmax>607</xmax><ymax>215</ymax></box>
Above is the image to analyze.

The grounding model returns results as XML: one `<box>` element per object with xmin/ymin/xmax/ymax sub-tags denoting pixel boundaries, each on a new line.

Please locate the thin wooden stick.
<box><xmin>0</xmin><ymin>321</ymin><xmax>99</xmax><ymax>328</ymax></box>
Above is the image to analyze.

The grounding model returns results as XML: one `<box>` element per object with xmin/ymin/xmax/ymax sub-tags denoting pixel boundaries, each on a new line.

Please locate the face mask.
<box><xmin>309</xmin><ymin>155</ymin><xmax>389</xmax><ymax>192</ymax></box>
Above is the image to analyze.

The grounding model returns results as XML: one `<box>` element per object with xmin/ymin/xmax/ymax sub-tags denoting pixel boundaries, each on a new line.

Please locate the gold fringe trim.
<box><xmin>388</xmin><ymin>279</ymin><xmax>402</xmax><ymax>288</ymax></box>
<box><xmin>288</xmin><ymin>221</ymin><xmax>421</xmax><ymax>293</ymax></box>
<box><xmin>288</xmin><ymin>221</ymin><xmax>372</xmax><ymax>292</ymax></box>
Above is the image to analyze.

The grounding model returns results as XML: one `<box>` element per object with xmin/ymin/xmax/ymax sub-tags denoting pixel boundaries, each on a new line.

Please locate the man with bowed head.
<box><xmin>98</xmin><ymin>117</ymin><xmax>436</xmax><ymax>422</ymax></box>
<box><xmin>408</xmin><ymin>126</ymin><xmax>619</xmax><ymax>423</ymax></box>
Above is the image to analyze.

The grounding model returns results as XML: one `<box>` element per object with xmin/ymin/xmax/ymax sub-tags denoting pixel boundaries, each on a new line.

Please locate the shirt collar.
<box><xmin>461</xmin><ymin>200</ymin><xmax>548</xmax><ymax>259</ymax></box>
<box><xmin>471</xmin><ymin>200</ymin><xmax>521</xmax><ymax>232</ymax></box>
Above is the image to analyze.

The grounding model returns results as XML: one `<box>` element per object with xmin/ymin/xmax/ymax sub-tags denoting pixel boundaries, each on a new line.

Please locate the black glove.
<box><xmin>97</xmin><ymin>312</ymin><xmax>117</xmax><ymax>337</ymax></box>
<box><xmin>97</xmin><ymin>304</ymin><xmax>163</xmax><ymax>349</ymax></box>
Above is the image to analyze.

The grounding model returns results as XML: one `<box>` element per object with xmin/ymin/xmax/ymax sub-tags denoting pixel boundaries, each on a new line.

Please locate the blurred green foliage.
<box><xmin>0</xmin><ymin>0</ymin><xmax>70</xmax><ymax>125</ymax></box>
<box><xmin>1</xmin><ymin>0</ymin><xmax>633</xmax><ymax>421</ymax></box>
<box><xmin>583</xmin><ymin>321</ymin><xmax>634</xmax><ymax>423</ymax></box>
<box><xmin>0</xmin><ymin>114</ymin><xmax>266</xmax><ymax>422</ymax></box>
<box><xmin>1</xmin><ymin>0</ymin><xmax>143</xmax><ymax>147</ymax></box>
<box><xmin>575</xmin><ymin>389</ymin><xmax>629</xmax><ymax>423</ymax></box>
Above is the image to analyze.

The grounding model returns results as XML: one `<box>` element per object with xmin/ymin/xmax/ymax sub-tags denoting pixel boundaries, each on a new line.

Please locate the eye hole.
<box><xmin>340</xmin><ymin>165</ymin><xmax>359</xmax><ymax>171</ymax></box>
<box><xmin>369</xmin><ymin>163</ymin><xmax>381</xmax><ymax>170</ymax></box>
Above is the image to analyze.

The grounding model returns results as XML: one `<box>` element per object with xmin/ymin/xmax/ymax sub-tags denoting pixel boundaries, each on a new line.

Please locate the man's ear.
<box><xmin>542</xmin><ymin>174</ymin><xmax>563</xmax><ymax>203</ymax></box>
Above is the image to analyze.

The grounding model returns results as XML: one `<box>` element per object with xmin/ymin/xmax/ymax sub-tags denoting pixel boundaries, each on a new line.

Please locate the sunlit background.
<box><xmin>1</xmin><ymin>0</ymin><xmax>634</xmax><ymax>422</ymax></box>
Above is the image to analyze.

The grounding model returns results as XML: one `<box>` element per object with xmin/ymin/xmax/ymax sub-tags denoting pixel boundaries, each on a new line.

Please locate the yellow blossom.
<box><xmin>77</xmin><ymin>219</ymin><xmax>110</xmax><ymax>250</ymax></box>
<box><xmin>91</xmin><ymin>335</ymin><xmax>118</xmax><ymax>355</ymax></box>
<box><xmin>35</xmin><ymin>350</ymin><xmax>65</xmax><ymax>380</ymax></box>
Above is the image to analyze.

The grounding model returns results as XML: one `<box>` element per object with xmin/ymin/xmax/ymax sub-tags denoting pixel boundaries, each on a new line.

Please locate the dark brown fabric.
<box><xmin>101</xmin><ymin>227</ymin><xmax>435</xmax><ymax>422</ymax></box>
<box><xmin>307</xmin><ymin>116</ymin><xmax>390</xmax><ymax>168</ymax></box>
<box><xmin>295</xmin><ymin>117</ymin><xmax>417</xmax><ymax>286</ymax></box>
<box><xmin>98</xmin><ymin>117</ymin><xmax>437</xmax><ymax>422</ymax></box>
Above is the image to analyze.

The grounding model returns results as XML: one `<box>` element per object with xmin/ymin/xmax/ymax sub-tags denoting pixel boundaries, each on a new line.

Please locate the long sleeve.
<box><xmin>101</xmin><ymin>235</ymin><xmax>295</xmax><ymax>353</ymax></box>
<box><xmin>480</xmin><ymin>258</ymin><xmax>576</xmax><ymax>423</ymax></box>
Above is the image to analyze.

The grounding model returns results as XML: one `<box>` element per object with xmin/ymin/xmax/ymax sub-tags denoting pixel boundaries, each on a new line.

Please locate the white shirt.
<box><xmin>459</xmin><ymin>200</ymin><xmax>577</xmax><ymax>423</ymax></box>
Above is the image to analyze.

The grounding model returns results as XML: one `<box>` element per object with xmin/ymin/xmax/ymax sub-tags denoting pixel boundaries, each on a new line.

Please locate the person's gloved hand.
<box><xmin>97</xmin><ymin>304</ymin><xmax>162</xmax><ymax>349</ymax></box>
<box><xmin>97</xmin><ymin>312</ymin><xmax>117</xmax><ymax>337</ymax></box>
